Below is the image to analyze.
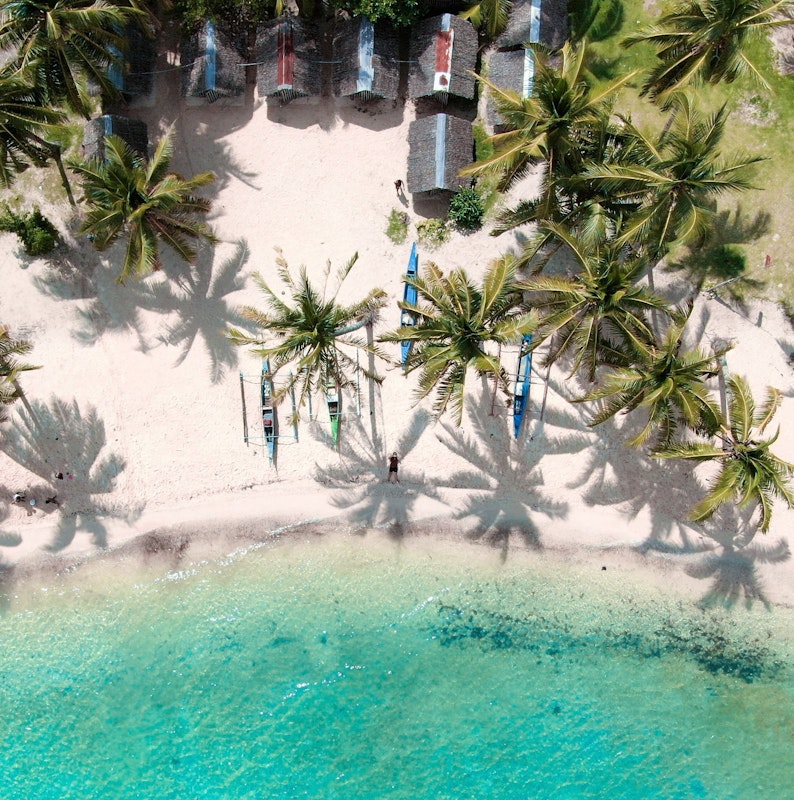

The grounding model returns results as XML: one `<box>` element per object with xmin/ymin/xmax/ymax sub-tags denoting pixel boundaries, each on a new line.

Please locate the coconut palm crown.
<box><xmin>653</xmin><ymin>374</ymin><xmax>794</xmax><ymax>533</ymax></box>
<box><xmin>0</xmin><ymin>325</ymin><xmax>40</xmax><ymax>422</ymax></box>
<box><xmin>518</xmin><ymin>224</ymin><xmax>673</xmax><ymax>382</ymax></box>
<box><xmin>581</xmin><ymin>96</ymin><xmax>763</xmax><ymax>259</ymax></box>
<box><xmin>461</xmin><ymin>42</ymin><xmax>636</xmax><ymax>192</ymax></box>
<box><xmin>380</xmin><ymin>256</ymin><xmax>535</xmax><ymax>426</ymax></box>
<box><xmin>70</xmin><ymin>130</ymin><xmax>217</xmax><ymax>283</ymax></box>
<box><xmin>228</xmin><ymin>250</ymin><xmax>388</xmax><ymax>423</ymax></box>
<box><xmin>0</xmin><ymin>0</ymin><xmax>139</xmax><ymax>118</ymax></box>
<box><xmin>574</xmin><ymin>305</ymin><xmax>727</xmax><ymax>448</ymax></box>
<box><xmin>623</xmin><ymin>0</ymin><xmax>794</xmax><ymax>102</ymax></box>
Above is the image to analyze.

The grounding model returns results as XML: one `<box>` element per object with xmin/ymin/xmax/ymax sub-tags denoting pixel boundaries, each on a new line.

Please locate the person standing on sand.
<box><xmin>395</xmin><ymin>179</ymin><xmax>404</xmax><ymax>196</ymax></box>
<box><xmin>388</xmin><ymin>452</ymin><xmax>400</xmax><ymax>483</ymax></box>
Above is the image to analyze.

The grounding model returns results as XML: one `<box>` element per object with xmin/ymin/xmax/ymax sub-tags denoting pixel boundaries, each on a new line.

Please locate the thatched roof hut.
<box><xmin>108</xmin><ymin>24</ymin><xmax>155</xmax><ymax>99</ymax></box>
<box><xmin>408</xmin><ymin>14</ymin><xmax>477</xmax><ymax>101</ymax></box>
<box><xmin>82</xmin><ymin>115</ymin><xmax>149</xmax><ymax>162</ymax></box>
<box><xmin>407</xmin><ymin>114</ymin><xmax>472</xmax><ymax>194</ymax></box>
<box><xmin>497</xmin><ymin>0</ymin><xmax>569</xmax><ymax>50</ymax></box>
<box><xmin>332</xmin><ymin>17</ymin><xmax>399</xmax><ymax>102</ymax></box>
<box><xmin>485</xmin><ymin>48</ymin><xmax>536</xmax><ymax>129</ymax></box>
<box><xmin>256</xmin><ymin>18</ymin><xmax>322</xmax><ymax>103</ymax></box>
<box><xmin>181</xmin><ymin>21</ymin><xmax>247</xmax><ymax>105</ymax></box>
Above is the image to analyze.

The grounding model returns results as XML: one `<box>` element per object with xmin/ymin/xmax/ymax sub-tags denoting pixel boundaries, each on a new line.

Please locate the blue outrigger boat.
<box><xmin>513</xmin><ymin>335</ymin><xmax>533</xmax><ymax>439</ymax></box>
<box><xmin>401</xmin><ymin>243</ymin><xmax>419</xmax><ymax>365</ymax></box>
<box><xmin>261</xmin><ymin>361</ymin><xmax>277</xmax><ymax>463</ymax></box>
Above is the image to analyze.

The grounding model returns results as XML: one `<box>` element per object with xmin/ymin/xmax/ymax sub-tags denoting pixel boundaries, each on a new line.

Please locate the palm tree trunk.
<box><xmin>30</xmin><ymin>133</ymin><xmax>76</xmax><ymax>207</ymax></box>
<box><xmin>12</xmin><ymin>379</ymin><xmax>39</xmax><ymax>427</ymax></box>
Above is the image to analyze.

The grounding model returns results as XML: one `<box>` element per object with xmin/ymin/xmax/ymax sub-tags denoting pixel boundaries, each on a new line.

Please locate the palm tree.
<box><xmin>0</xmin><ymin>63</ymin><xmax>75</xmax><ymax>204</ymax></box>
<box><xmin>0</xmin><ymin>325</ymin><xmax>40</xmax><ymax>422</ymax></box>
<box><xmin>379</xmin><ymin>256</ymin><xmax>535</xmax><ymax>426</ymax></box>
<box><xmin>461</xmin><ymin>42</ymin><xmax>636</xmax><ymax>192</ymax></box>
<box><xmin>228</xmin><ymin>250</ymin><xmax>387</xmax><ymax>422</ymax></box>
<box><xmin>653</xmin><ymin>374</ymin><xmax>794</xmax><ymax>533</ymax></box>
<box><xmin>623</xmin><ymin>0</ymin><xmax>793</xmax><ymax>102</ymax></box>
<box><xmin>69</xmin><ymin>130</ymin><xmax>217</xmax><ymax>283</ymax></box>
<box><xmin>0</xmin><ymin>0</ymin><xmax>138</xmax><ymax>118</ymax></box>
<box><xmin>581</xmin><ymin>96</ymin><xmax>763</xmax><ymax>261</ymax></box>
<box><xmin>518</xmin><ymin>224</ymin><xmax>673</xmax><ymax>382</ymax></box>
<box><xmin>460</xmin><ymin>0</ymin><xmax>512</xmax><ymax>40</ymax></box>
<box><xmin>574</xmin><ymin>305</ymin><xmax>726</xmax><ymax>447</ymax></box>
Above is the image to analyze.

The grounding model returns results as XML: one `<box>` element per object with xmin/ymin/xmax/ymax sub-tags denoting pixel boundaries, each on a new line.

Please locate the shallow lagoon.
<box><xmin>1</xmin><ymin>532</ymin><xmax>792</xmax><ymax>799</ymax></box>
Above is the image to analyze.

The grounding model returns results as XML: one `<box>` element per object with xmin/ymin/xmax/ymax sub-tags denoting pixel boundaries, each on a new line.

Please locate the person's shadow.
<box><xmin>395</xmin><ymin>181</ymin><xmax>408</xmax><ymax>208</ymax></box>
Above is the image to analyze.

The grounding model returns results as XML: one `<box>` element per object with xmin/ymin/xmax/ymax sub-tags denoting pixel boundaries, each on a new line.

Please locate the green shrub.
<box><xmin>448</xmin><ymin>187</ymin><xmax>485</xmax><ymax>232</ymax></box>
<box><xmin>0</xmin><ymin>205</ymin><xmax>59</xmax><ymax>256</ymax></box>
<box><xmin>386</xmin><ymin>208</ymin><xmax>409</xmax><ymax>244</ymax></box>
<box><xmin>416</xmin><ymin>218</ymin><xmax>450</xmax><ymax>249</ymax></box>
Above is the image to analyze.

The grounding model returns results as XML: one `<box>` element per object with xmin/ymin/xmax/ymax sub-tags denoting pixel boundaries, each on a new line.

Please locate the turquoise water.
<box><xmin>1</xmin><ymin>533</ymin><xmax>793</xmax><ymax>799</ymax></box>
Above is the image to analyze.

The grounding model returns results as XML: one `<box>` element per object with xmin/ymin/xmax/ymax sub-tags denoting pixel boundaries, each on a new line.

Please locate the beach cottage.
<box><xmin>82</xmin><ymin>115</ymin><xmax>149</xmax><ymax>161</ymax></box>
<box><xmin>407</xmin><ymin>113</ymin><xmax>473</xmax><ymax>194</ymax></box>
<box><xmin>256</xmin><ymin>18</ymin><xmax>322</xmax><ymax>103</ymax></box>
<box><xmin>332</xmin><ymin>17</ymin><xmax>399</xmax><ymax>102</ymax></box>
<box><xmin>408</xmin><ymin>14</ymin><xmax>477</xmax><ymax>102</ymax></box>
<box><xmin>181</xmin><ymin>21</ymin><xmax>247</xmax><ymax>105</ymax></box>
<box><xmin>107</xmin><ymin>24</ymin><xmax>156</xmax><ymax>101</ymax></box>
<box><xmin>497</xmin><ymin>0</ymin><xmax>569</xmax><ymax>50</ymax></box>
<box><xmin>485</xmin><ymin>49</ymin><xmax>537</xmax><ymax>130</ymax></box>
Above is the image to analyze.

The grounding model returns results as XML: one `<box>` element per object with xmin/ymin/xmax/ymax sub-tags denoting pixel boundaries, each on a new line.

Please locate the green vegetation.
<box><xmin>379</xmin><ymin>256</ymin><xmax>535</xmax><ymax>425</ymax></box>
<box><xmin>228</xmin><ymin>251</ymin><xmax>388</xmax><ymax>425</ymax></box>
<box><xmin>448</xmin><ymin>187</ymin><xmax>485</xmax><ymax>232</ymax></box>
<box><xmin>328</xmin><ymin>0</ymin><xmax>421</xmax><ymax>26</ymax></box>
<box><xmin>0</xmin><ymin>326</ymin><xmax>39</xmax><ymax>422</ymax></box>
<box><xmin>70</xmin><ymin>130</ymin><xmax>217</xmax><ymax>283</ymax></box>
<box><xmin>416</xmin><ymin>218</ymin><xmax>450</xmax><ymax>249</ymax></box>
<box><xmin>0</xmin><ymin>205</ymin><xmax>59</xmax><ymax>256</ymax></box>
<box><xmin>386</xmin><ymin>208</ymin><xmax>409</xmax><ymax>244</ymax></box>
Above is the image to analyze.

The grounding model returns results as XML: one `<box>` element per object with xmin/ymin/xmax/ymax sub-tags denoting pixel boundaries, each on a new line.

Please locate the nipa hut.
<box><xmin>485</xmin><ymin>49</ymin><xmax>536</xmax><ymax>130</ymax></box>
<box><xmin>256</xmin><ymin>18</ymin><xmax>321</xmax><ymax>103</ymax></box>
<box><xmin>332</xmin><ymin>17</ymin><xmax>399</xmax><ymax>102</ymax></box>
<box><xmin>108</xmin><ymin>24</ymin><xmax>155</xmax><ymax>100</ymax></box>
<box><xmin>407</xmin><ymin>113</ymin><xmax>472</xmax><ymax>194</ymax></box>
<box><xmin>181</xmin><ymin>21</ymin><xmax>247</xmax><ymax>105</ymax></box>
<box><xmin>82</xmin><ymin>115</ymin><xmax>149</xmax><ymax>162</ymax></box>
<box><xmin>497</xmin><ymin>0</ymin><xmax>569</xmax><ymax>50</ymax></box>
<box><xmin>408</xmin><ymin>14</ymin><xmax>477</xmax><ymax>102</ymax></box>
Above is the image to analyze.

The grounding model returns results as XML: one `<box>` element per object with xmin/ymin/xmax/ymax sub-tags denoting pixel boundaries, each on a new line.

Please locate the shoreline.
<box><xmin>3</xmin><ymin>474</ymin><xmax>794</xmax><ymax>613</ymax></box>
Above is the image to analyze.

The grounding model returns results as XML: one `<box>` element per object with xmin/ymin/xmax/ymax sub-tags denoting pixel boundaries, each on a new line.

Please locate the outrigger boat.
<box><xmin>401</xmin><ymin>242</ymin><xmax>419</xmax><ymax>365</ymax></box>
<box><xmin>326</xmin><ymin>382</ymin><xmax>341</xmax><ymax>444</ymax></box>
<box><xmin>261</xmin><ymin>361</ymin><xmax>277</xmax><ymax>463</ymax></box>
<box><xmin>513</xmin><ymin>334</ymin><xmax>533</xmax><ymax>440</ymax></box>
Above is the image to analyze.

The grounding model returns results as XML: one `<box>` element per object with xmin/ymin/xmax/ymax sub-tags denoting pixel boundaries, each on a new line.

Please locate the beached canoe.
<box><xmin>513</xmin><ymin>335</ymin><xmax>533</xmax><ymax>440</ymax></box>
<box><xmin>401</xmin><ymin>242</ymin><xmax>419</xmax><ymax>365</ymax></box>
<box><xmin>261</xmin><ymin>361</ymin><xmax>277</xmax><ymax>463</ymax></box>
<box><xmin>326</xmin><ymin>382</ymin><xmax>341</xmax><ymax>444</ymax></box>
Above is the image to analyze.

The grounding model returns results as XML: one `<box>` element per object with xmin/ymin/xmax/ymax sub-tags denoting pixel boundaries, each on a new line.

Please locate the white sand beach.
<box><xmin>2</xmin><ymin>34</ymin><xmax>794</xmax><ymax>608</ymax></box>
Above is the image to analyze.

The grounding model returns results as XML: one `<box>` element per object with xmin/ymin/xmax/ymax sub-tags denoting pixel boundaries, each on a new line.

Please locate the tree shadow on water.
<box><xmin>0</xmin><ymin>398</ymin><xmax>140</xmax><ymax>552</ymax></box>
<box><xmin>313</xmin><ymin>408</ymin><xmax>438</xmax><ymax>538</ymax></box>
<box><xmin>433</xmin><ymin>387</ymin><xmax>573</xmax><ymax>561</ymax></box>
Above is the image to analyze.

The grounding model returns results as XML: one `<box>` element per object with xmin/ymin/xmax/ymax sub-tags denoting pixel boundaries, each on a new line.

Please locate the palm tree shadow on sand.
<box><xmin>0</xmin><ymin>398</ymin><xmax>140</xmax><ymax>553</ymax></box>
<box><xmin>433</xmin><ymin>384</ymin><xmax>578</xmax><ymax>561</ymax></box>
<box><xmin>567</xmin><ymin>382</ymin><xmax>791</xmax><ymax>608</ymax></box>
<box><xmin>313</xmin><ymin>407</ymin><xmax>439</xmax><ymax>538</ymax></box>
<box><xmin>659</xmin><ymin>505</ymin><xmax>790</xmax><ymax>610</ymax></box>
<box><xmin>152</xmin><ymin>238</ymin><xmax>253</xmax><ymax>383</ymax></box>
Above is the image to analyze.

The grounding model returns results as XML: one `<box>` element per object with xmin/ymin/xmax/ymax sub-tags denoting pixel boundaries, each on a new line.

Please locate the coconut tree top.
<box><xmin>654</xmin><ymin>374</ymin><xmax>794</xmax><ymax>533</ymax></box>
<box><xmin>228</xmin><ymin>250</ymin><xmax>387</xmax><ymax>422</ymax></box>
<box><xmin>380</xmin><ymin>255</ymin><xmax>535</xmax><ymax>426</ymax></box>
<box><xmin>70</xmin><ymin>130</ymin><xmax>217</xmax><ymax>283</ymax></box>
<box><xmin>0</xmin><ymin>0</ymin><xmax>140</xmax><ymax>118</ymax></box>
<box><xmin>623</xmin><ymin>0</ymin><xmax>794</xmax><ymax>101</ymax></box>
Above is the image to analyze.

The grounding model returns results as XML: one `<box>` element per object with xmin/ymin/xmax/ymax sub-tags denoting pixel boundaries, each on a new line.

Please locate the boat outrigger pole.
<box><xmin>239</xmin><ymin>371</ymin><xmax>249</xmax><ymax>445</ymax></box>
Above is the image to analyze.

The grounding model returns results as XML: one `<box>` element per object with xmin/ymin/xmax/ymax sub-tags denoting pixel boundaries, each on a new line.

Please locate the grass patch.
<box><xmin>575</xmin><ymin>0</ymin><xmax>794</xmax><ymax>305</ymax></box>
<box><xmin>416</xmin><ymin>218</ymin><xmax>450</xmax><ymax>249</ymax></box>
<box><xmin>386</xmin><ymin>208</ymin><xmax>409</xmax><ymax>244</ymax></box>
